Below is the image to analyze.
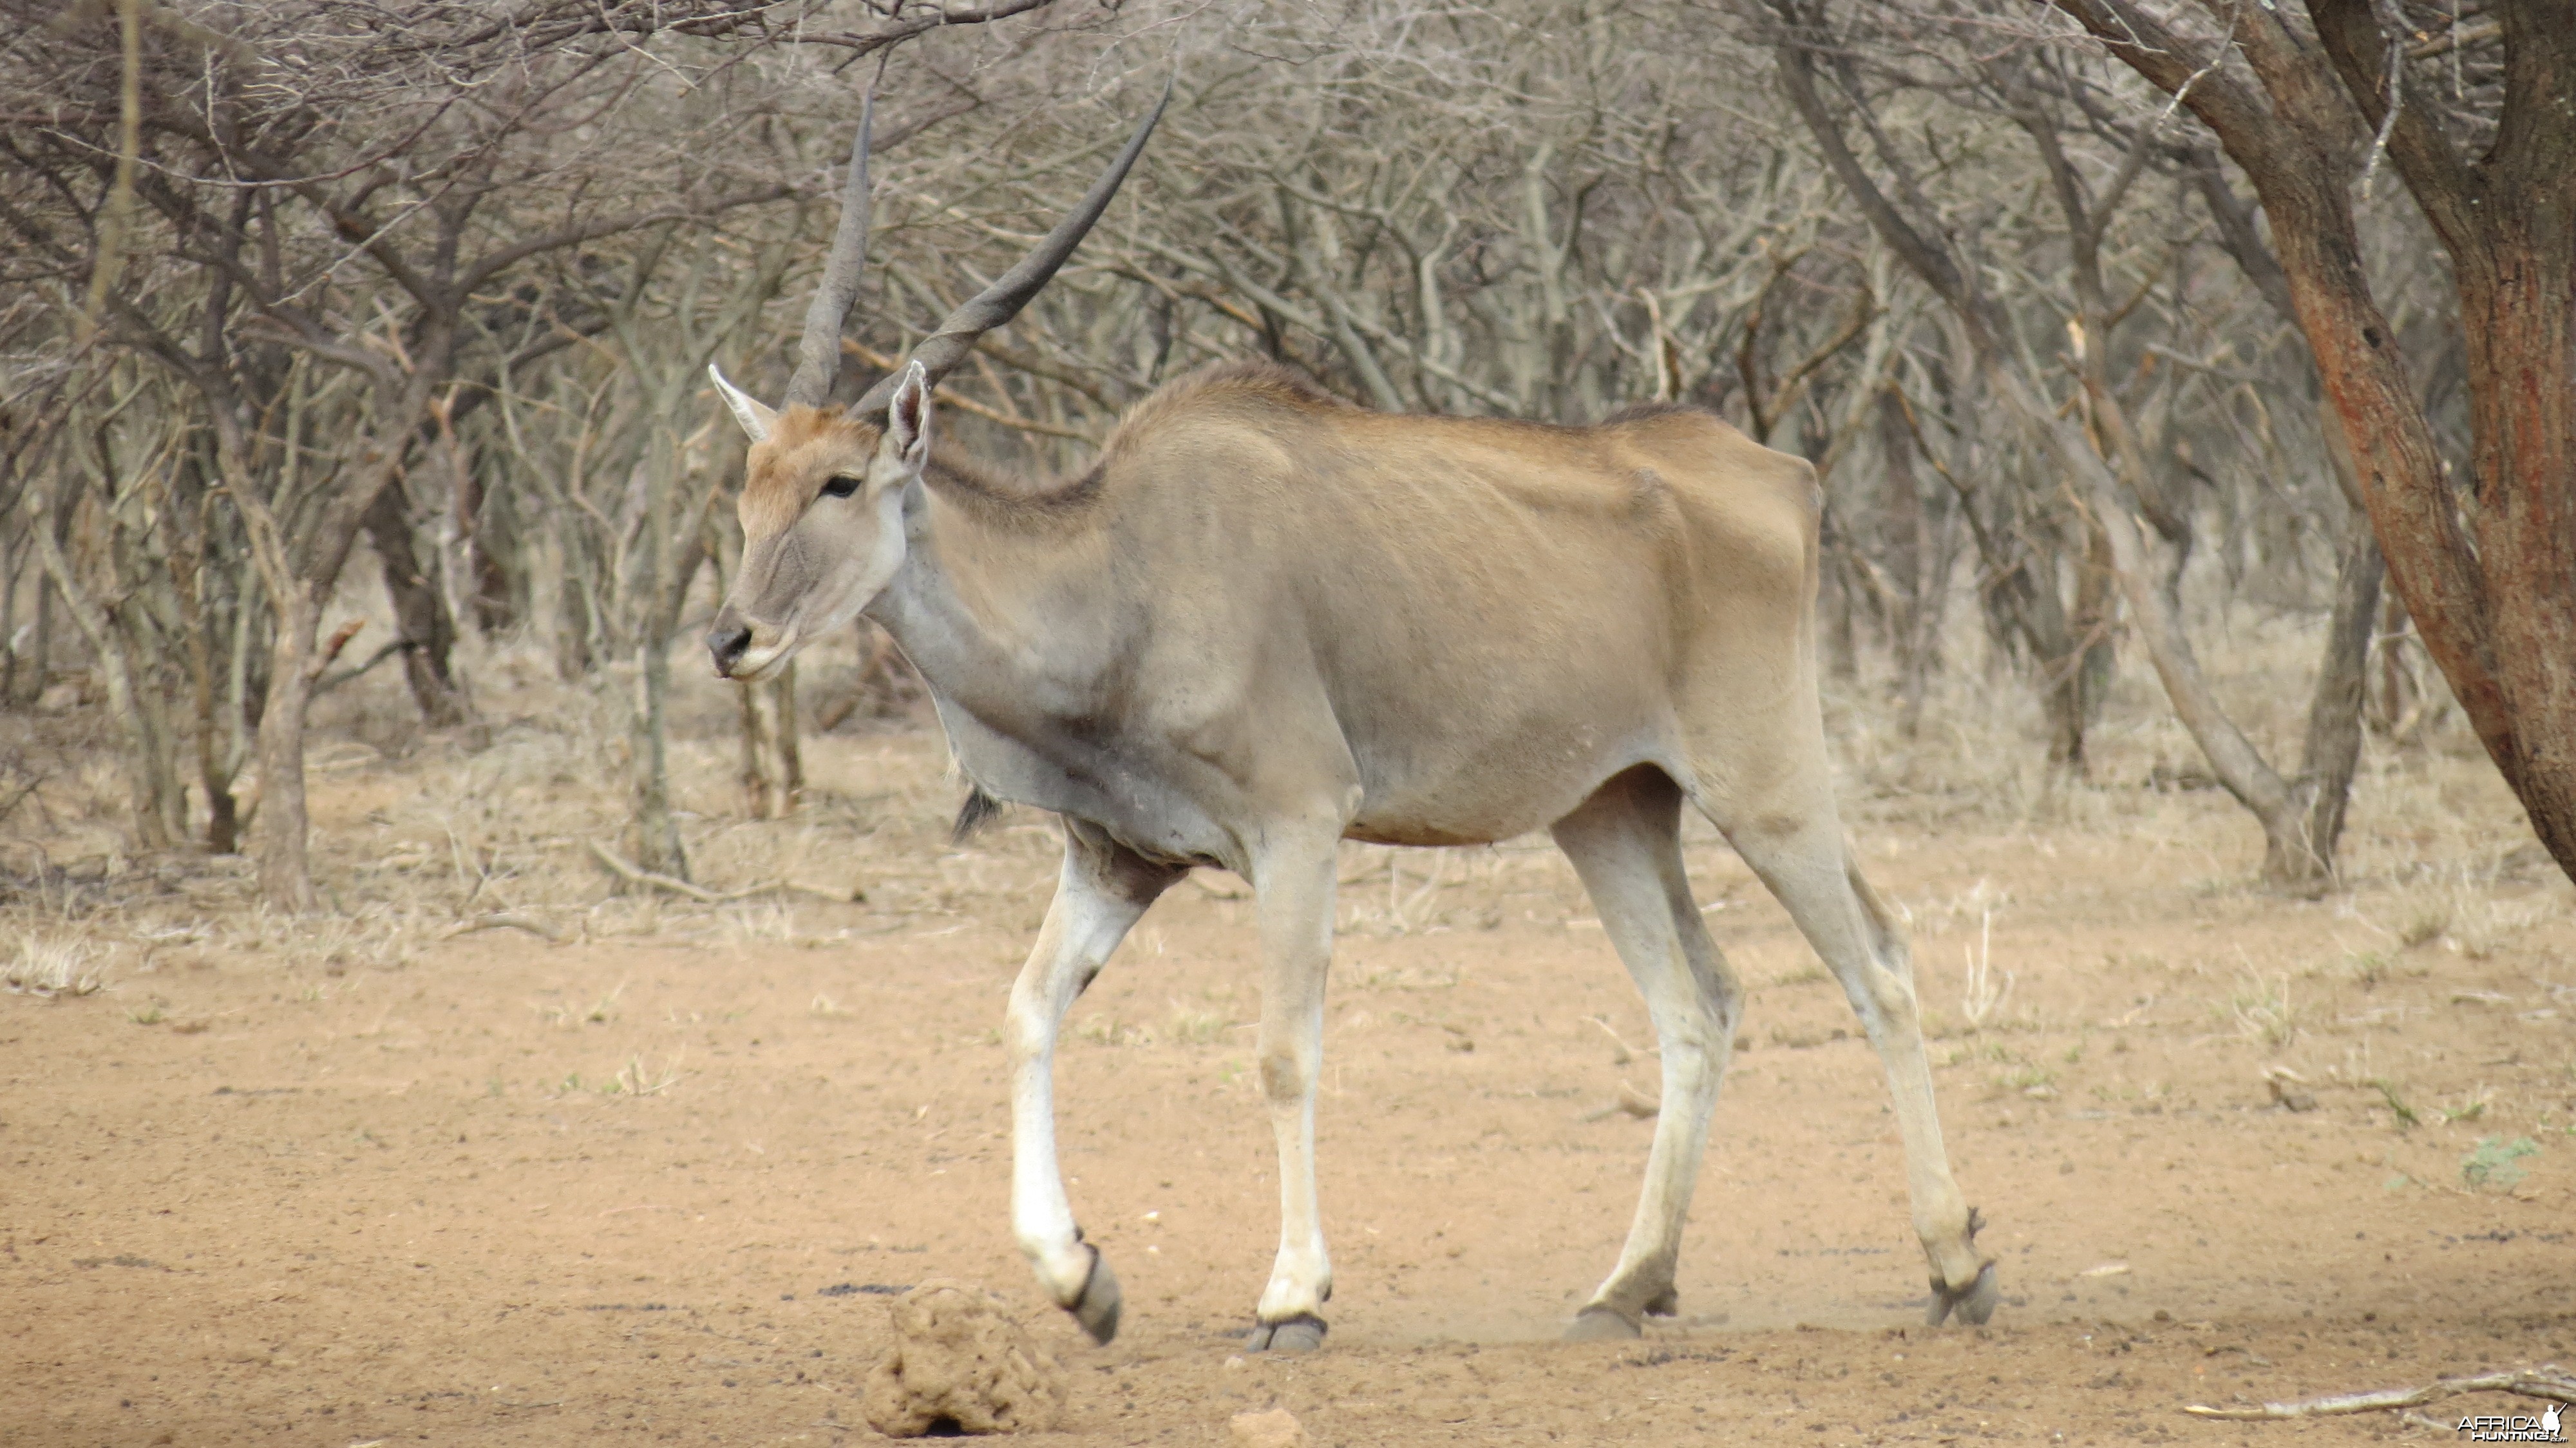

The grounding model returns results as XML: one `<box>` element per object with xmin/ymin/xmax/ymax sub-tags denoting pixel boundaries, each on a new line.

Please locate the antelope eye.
<box><xmin>820</xmin><ymin>473</ymin><xmax>862</xmax><ymax>499</ymax></box>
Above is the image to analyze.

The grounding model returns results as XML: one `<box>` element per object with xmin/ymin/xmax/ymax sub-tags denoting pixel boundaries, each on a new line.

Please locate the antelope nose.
<box><xmin>708</xmin><ymin>617</ymin><xmax>753</xmax><ymax>678</ymax></box>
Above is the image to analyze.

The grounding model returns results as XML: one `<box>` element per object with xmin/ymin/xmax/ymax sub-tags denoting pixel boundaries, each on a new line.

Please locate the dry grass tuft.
<box><xmin>2224</xmin><ymin>971</ymin><xmax>2302</xmax><ymax>1051</ymax></box>
<box><xmin>5</xmin><ymin>936</ymin><xmax>105</xmax><ymax>997</ymax></box>
<box><xmin>2396</xmin><ymin>906</ymin><xmax>2450</xmax><ymax>949</ymax></box>
<box><xmin>1164</xmin><ymin>1003</ymin><xmax>1231</xmax><ymax>1045</ymax></box>
<box><xmin>1959</xmin><ymin>904</ymin><xmax>2012</xmax><ymax>1031</ymax></box>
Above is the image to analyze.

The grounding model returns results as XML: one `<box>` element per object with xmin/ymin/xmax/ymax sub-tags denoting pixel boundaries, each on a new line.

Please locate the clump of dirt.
<box><xmin>861</xmin><ymin>1280</ymin><xmax>1066</xmax><ymax>1437</ymax></box>
<box><xmin>1229</xmin><ymin>1406</ymin><xmax>1308</xmax><ymax>1447</ymax></box>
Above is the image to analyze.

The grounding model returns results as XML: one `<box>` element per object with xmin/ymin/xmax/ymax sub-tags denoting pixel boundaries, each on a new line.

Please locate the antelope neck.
<box><xmin>863</xmin><ymin>476</ymin><xmax>1114</xmax><ymax>734</ymax></box>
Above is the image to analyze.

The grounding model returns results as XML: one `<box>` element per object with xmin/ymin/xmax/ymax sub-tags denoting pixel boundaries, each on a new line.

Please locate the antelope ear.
<box><xmin>886</xmin><ymin>361</ymin><xmax>932</xmax><ymax>468</ymax></box>
<box><xmin>708</xmin><ymin>363</ymin><xmax>777</xmax><ymax>443</ymax></box>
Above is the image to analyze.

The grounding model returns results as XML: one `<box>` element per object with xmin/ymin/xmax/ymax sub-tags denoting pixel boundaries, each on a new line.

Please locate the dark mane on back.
<box><xmin>921</xmin><ymin>448</ymin><xmax>1103</xmax><ymax>520</ymax></box>
<box><xmin>1596</xmin><ymin>399</ymin><xmax>1711</xmax><ymax>428</ymax></box>
<box><xmin>1191</xmin><ymin>358</ymin><xmax>1354</xmax><ymax>413</ymax></box>
<box><xmin>1103</xmin><ymin>359</ymin><xmax>1354</xmax><ymax>454</ymax></box>
<box><xmin>920</xmin><ymin>361</ymin><xmax>1347</xmax><ymax>524</ymax></box>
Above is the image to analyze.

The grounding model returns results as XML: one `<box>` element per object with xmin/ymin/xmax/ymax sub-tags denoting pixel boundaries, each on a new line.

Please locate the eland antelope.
<box><xmin>706</xmin><ymin>90</ymin><xmax>1998</xmax><ymax>1352</ymax></box>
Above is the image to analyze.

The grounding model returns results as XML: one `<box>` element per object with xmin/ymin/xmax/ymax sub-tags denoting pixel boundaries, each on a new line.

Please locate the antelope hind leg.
<box><xmin>1551</xmin><ymin>768</ymin><xmax>1740</xmax><ymax>1340</ymax></box>
<box><xmin>1717</xmin><ymin>803</ymin><xmax>1996</xmax><ymax>1322</ymax></box>
<box><xmin>1007</xmin><ymin>819</ymin><xmax>1181</xmax><ymax>1344</ymax></box>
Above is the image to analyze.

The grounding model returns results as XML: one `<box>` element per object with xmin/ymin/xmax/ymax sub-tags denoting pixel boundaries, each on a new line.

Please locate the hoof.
<box><xmin>1070</xmin><ymin>1247</ymin><xmax>1122</xmax><ymax>1344</ymax></box>
<box><xmin>1926</xmin><ymin>1262</ymin><xmax>2000</xmax><ymax>1328</ymax></box>
<box><xmin>1244</xmin><ymin>1314</ymin><xmax>1327</xmax><ymax>1353</ymax></box>
<box><xmin>1564</xmin><ymin>1306</ymin><xmax>1642</xmax><ymax>1342</ymax></box>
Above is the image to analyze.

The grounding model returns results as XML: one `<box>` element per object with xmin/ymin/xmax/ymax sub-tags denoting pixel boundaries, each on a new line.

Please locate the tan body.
<box><xmin>713</xmin><ymin>360</ymin><xmax>1996</xmax><ymax>1347</ymax></box>
<box><xmin>880</xmin><ymin>372</ymin><xmax>1801</xmax><ymax>859</ymax></box>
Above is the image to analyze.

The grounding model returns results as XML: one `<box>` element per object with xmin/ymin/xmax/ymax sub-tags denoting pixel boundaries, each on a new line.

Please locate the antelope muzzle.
<box><xmin>708</xmin><ymin>605</ymin><xmax>760</xmax><ymax>680</ymax></box>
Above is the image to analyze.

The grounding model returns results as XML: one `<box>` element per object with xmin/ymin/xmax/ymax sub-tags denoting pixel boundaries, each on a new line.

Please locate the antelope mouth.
<box><xmin>728</xmin><ymin>631</ymin><xmax>799</xmax><ymax>683</ymax></box>
<box><xmin>709</xmin><ymin>613</ymin><xmax>799</xmax><ymax>683</ymax></box>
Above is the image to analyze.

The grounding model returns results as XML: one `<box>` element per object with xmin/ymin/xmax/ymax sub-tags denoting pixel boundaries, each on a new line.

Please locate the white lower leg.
<box><xmin>1877</xmin><ymin>1026</ymin><xmax>1980</xmax><ymax>1286</ymax></box>
<box><xmin>1587</xmin><ymin>981</ymin><xmax>1729</xmax><ymax>1315</ymax></box>
<box><xmin>1009</xmin><ymin>1034</ymin><xmax>1092</xmax><ymax>1304</ymax></box>
<box><xmin>1841</xmin><ymin>864</ymin><xmax>1982</xmax><ymax>1288</ymax></box>
<box><xmin>1007</xmin><ymin>835</ymin><xmax>1165</xmax><ymax>1308</ymax></box>
<box><xmin>1557</xmin><ymin>776</ymin><xmax>1738</xmax><ymax>1322</ymax></box>
<box><xmin>1750</xmin><ymin>826</ymin><xmax>1983</xmax><ymax>1293</ymax></box>
<box><xmin>1256</xmin><ymin>1072</ymin><xmax>1331</xmax><ymax>1321</ymax></box>
<box><xmin>1251</xmin><ymin>833</ymin><xmax>1337</xmax><ymax>1327</ymax></box>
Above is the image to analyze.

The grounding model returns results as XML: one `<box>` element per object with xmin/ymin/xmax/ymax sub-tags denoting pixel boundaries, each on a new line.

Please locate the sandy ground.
<box><xmin>5</xmin><ymin>719</ymin><xmax>2574</xmax><ymax>1447</ymax></box>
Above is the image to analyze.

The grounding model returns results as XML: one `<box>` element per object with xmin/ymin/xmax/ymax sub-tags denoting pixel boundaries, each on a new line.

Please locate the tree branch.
<box><xmin>457</xmin><ymin>185</ymin><xmax>793</xmax><ymax>298</ymax></box>
<box><xmin>2186</xmin><ymin>1364</ymin><xmax>2576</xmax><ymax>1420</ymax></box>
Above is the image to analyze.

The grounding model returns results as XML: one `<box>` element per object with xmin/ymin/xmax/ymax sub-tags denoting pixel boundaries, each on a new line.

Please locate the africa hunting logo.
<box><xmin>2457</xmin><ymin>1404</ymin><xmax>2566</xmax><ymax>1443</ymax></box>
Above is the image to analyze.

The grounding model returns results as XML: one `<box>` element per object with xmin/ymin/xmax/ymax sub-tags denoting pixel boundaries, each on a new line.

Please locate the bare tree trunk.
<box><xmin>2044</xmin><ymin>356</ymin><xmax>2373</xmax><ymax>889</ymax></box>
<box><xmin>28</xmin><ymin>480</ymin><xmax>180</xmax><ymax>848</ymax></box>
<box><xmin>2369</xmin><ymin>589</ymin><xmax>2418</xmax><ymax>739</ymax></box>
<box><xmin>201</xmin><ymin>722</ymin><xmax>242</xmax><ymax>855</ymax></box>
<box><xmin>245</xmin><ymin>540</ymin><xmax>377</xmax><ymax>908</ymax></box>
<box><xmin>735</xmin><ymin>667</ymin><xmax>802</xmax><ymax>819</ymax></box>
<box><xmin>252</xmin><ymin>586</ymin><xmax>326</xmax><ymax>910</ymax></box>
<box><xmin>621</xmin><ymin>414</ymin><xmax>693</xmax><ymax>880</ymax></box>
<box><xmin>2448</xmin><ymin>211</ymin><xmax>2576</xmax><ymax>873</ymax></box>
<box><xmin>363</xmin><ymin>479</ymin><xmax>468</xmax><ymax>729</ymax></box>
<box><xmin>554</xmin><ymin>559</ymin><xmax>598</xmax><ymax>682</ymax></box>
<box><xmin>1819</xmin><ymin>508</ymin><xmax>1863</xmax><ymax>684</ymax></box>
<box><xmin>1879</xmin><ymin>388</ymin><xmax>1947</xmax><ymax>736</ymax></box>
<box><xmin>451</xmin><ymin>454</ymin><xmax>514</xmax><ymax>636</ymax></box>
<box><xmin>1892</xmin><ymin>377</ymin><xmax>2094</xmax><ymax>769</ymax></box>
<box><xmin>1997</xmin><ymin>516</ymin><xmax>2094</xmax><ymax>774</ymax></box>
<box><xmin>212</xmin><ymin>546</ymin><xmax>269</xmax><ymax>853</ymax></box>
<box><xmin>2071</xmin><ymin>518</ymin><xmax>2118</xmax><ymax>729</ymax></box>
<box><xmin>1</xmin><ymin>535</ymin><xmax>25</xmax><ymax>708</ymax></box>
<box><xmin>1967</xmin><ymin>504</ymin><xmax>2090</xmax><ymax>770</ymax></box>
<box><xmin>623</xmin><ymin>634</ymin><xmax>687</xmax><ymax>879</ymax></box>
<box><xmin>113</xmin><ymin>595</ymin><xmax>188</xmax><ymax>848</ymax></box>
<box><xmin>429</xmin><ymin>398</ymin><xmax>514</xmax><ymax>638</ymax></box>
<box><xmin>238</xmin><ymin>444</ymin><xmax>401</xmax><ymax>910</ymax></box>
<box><xmin>1776</xmin><ymin>19</ymin><xmax>2377</xmax><ymax>882</ymax></box>
<box><xmin>2297</xmin><ymin>517</ymin><xmax>2383</xmax><ymax>872</ymax></box>
<box><xmin>2038</xmin><ymin>628</ymin><xmax>2091</xmax><ymax>773</ymax></box>
<box><xmin>14</xmin><ymin>491</ymin><xmax>71</xmax><ymax>707</ymax></box>
<box><xmin>1981</xmin><ymin>358</ymin><xmax>2357</xmax><ymax>887</ymax></box>
<box><xmin>2050</xmin><ymin>0</ymin><xmax>2576</xmax><ymax>884</ymax></box>
<box><xmin>169</xmin><ymin>503</ymin><xmax>255</xmax><ymax>855</ymax></box>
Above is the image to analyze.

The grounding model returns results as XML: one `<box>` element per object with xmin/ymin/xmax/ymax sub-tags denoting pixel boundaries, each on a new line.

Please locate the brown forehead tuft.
<box><xmin>741</xmin><ymin>405</ymin><xmax>881</xmax><ymax>535</ymax></box>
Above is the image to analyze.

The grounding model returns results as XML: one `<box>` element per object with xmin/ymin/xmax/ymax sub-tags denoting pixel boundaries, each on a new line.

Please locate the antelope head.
<box><xmin>707</xmin><ymin>88</ymin><xmax>1167</xmax><ymax>682</ymax></box>
<box><xmin>703</xmin><ymin>359</ymin><xmax>933</xmax><ymax>683</ymax></box>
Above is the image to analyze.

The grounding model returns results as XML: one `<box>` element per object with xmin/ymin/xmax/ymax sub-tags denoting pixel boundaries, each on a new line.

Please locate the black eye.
<box><xmin>820</xmin><ymin>473</ymin><xmax>862</xmax><ymax>499</ymax></box>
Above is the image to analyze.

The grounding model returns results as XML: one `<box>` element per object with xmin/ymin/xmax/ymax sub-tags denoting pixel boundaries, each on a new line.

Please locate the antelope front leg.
<box><xmin>1244</xmin><ymin>828</ymin><xmax>1338</xmax><ymax>1353</ymax></box>
<box><xmin>1008</xmin><ymin>819</ymin><xmax>1181</xmax><ymax>1344</ymax></box>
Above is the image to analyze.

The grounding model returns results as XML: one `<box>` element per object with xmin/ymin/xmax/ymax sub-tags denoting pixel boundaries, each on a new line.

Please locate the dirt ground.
<box><xmin>5</xmin><ymin>694</ymin><xmax>2574</xmax><ymax>1446</ymax></box>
